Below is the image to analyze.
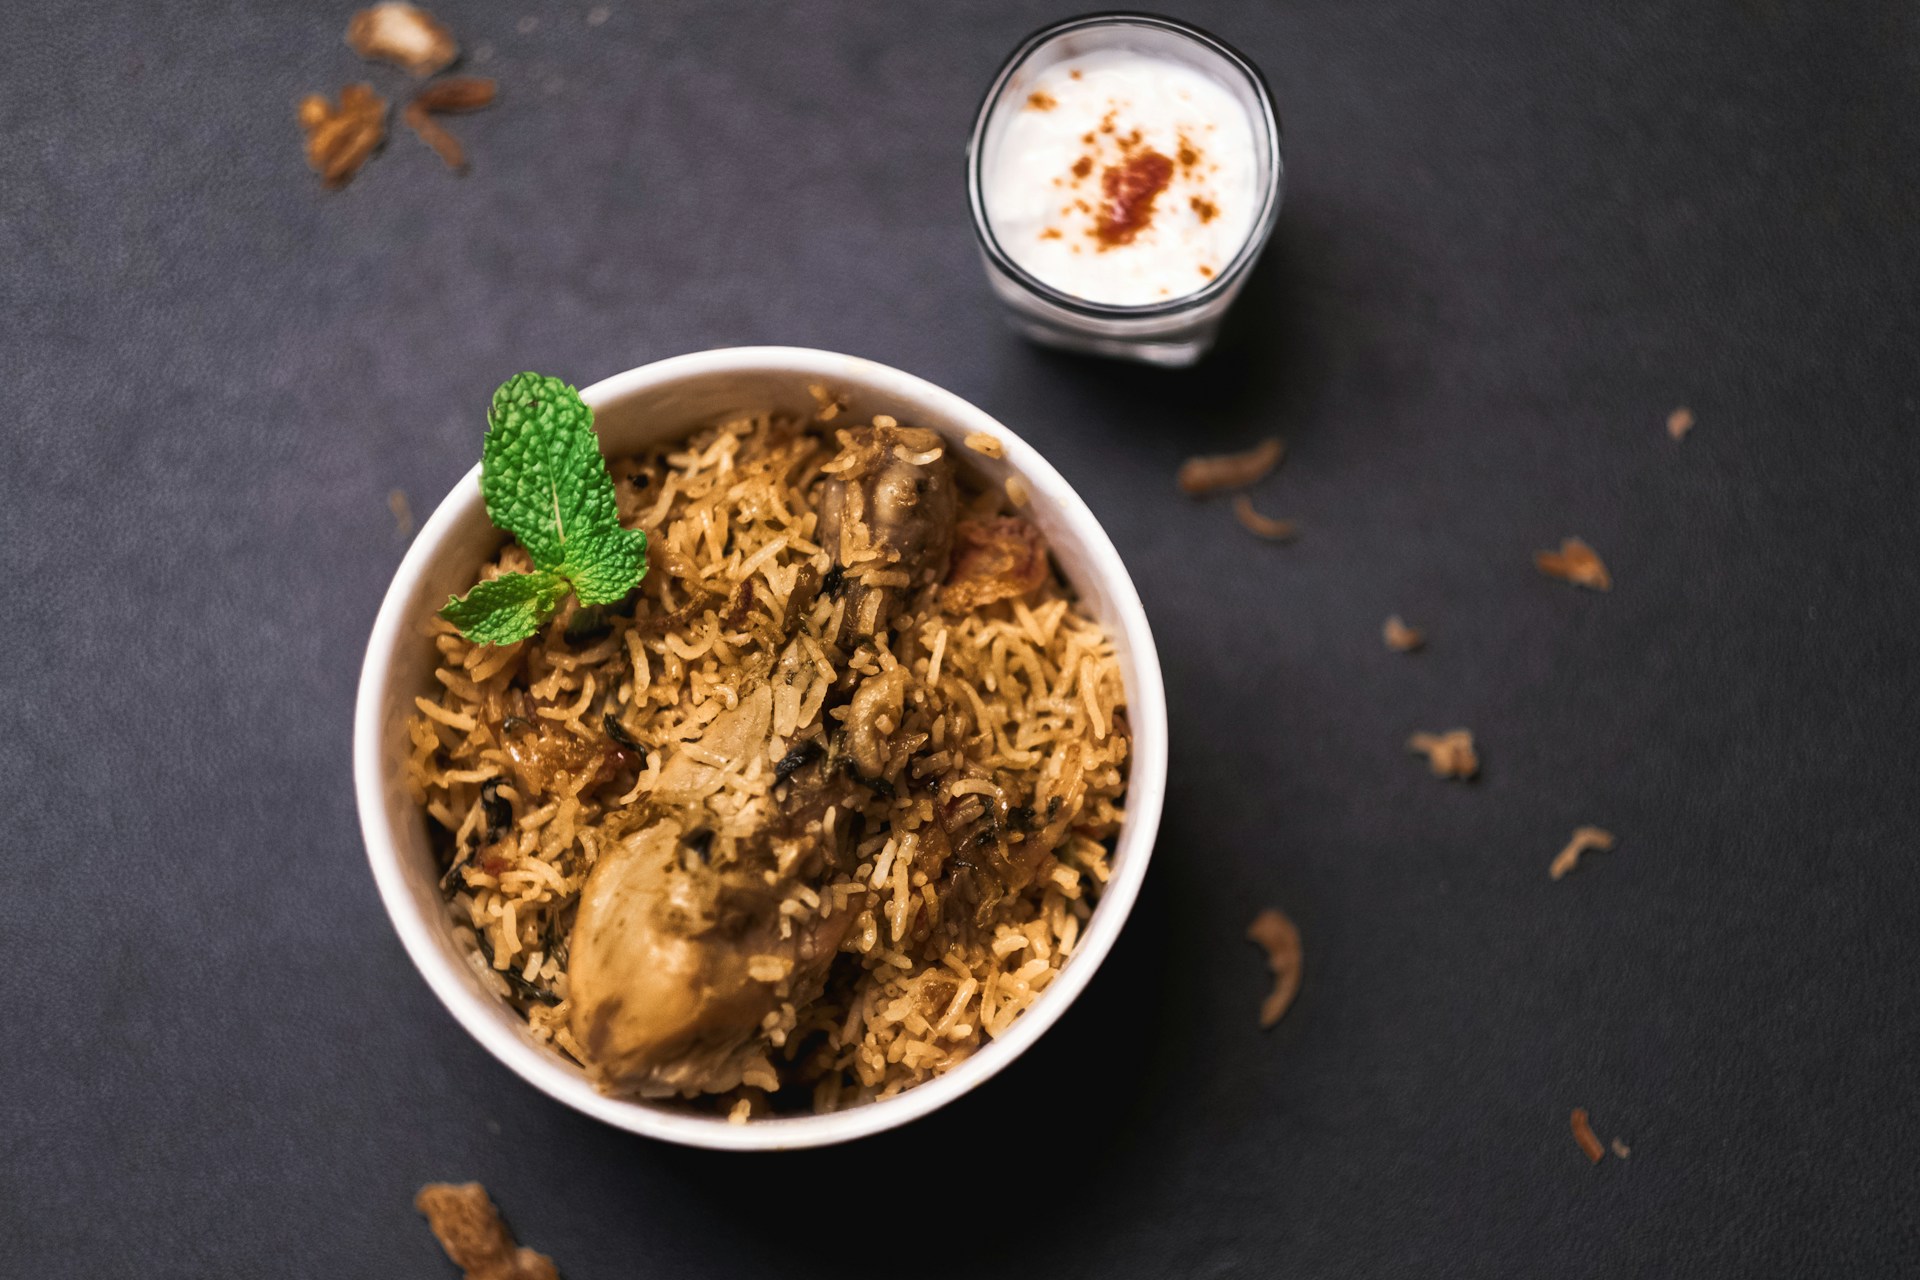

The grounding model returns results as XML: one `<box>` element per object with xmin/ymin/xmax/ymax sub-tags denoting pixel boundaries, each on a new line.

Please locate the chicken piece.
<box><xmin>572</xmin><ymin>820</ymin><xmax>752</xmax><ymax>1092</ymax></box>
<box><xmin>569</xmin><ymin>815</ymin><xmax>859</xmax><ymax>1094</ymax></box>
<box><xmin>566</xmin><ymin>424</ymin><xmax>961</xmax><ymax>1095</ymax></box>
<box><xmin>816</xmin><ymin>424</ymin><xmax>956</xmax><ymax>640</ymax></box>
<box><xmin>845</xmin><ymin>667</ymin><xmax>907</xmax><ymax>780</ymax></box>
<box><xmin>651</xmin><ymin>684</ymin><xmax>772</xmax><ymax>805</ymax></box>
<box><xmin>568</xmin><ymin>683</ymin><xmax>860</xmax><ymax>1095</ymax></box>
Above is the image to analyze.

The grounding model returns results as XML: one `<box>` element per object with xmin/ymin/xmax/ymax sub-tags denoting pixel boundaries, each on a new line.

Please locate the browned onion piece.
<box><xmin>1232</xmin><ymin>494</ymin><xmax>1297</xmax><ymax>542</ymax></box>
<box><xmin>1177</xmin><ymin>437</ymin><xmax>1283</xmax><ymax>496</ymax></box>
<box><xmin>1534</xmin><ymin>537</ymin><xmax>1611</xmax><ymax>590</ymax></box>
<box><xmin>1570</xmin><ymin>1109</ymin><xmax>1605</xmax><ymax>1164</ymax></box>
<box><xmin>1382</xmin><ymin>615</ymin><xmax>1425</xmax><ymax>652</ymax></box>
<box><xmin>346</xmin><ymin>3</ymin><xmax>458</xmax><ymax>77</ymax></box>
<box><xmin>942</xmin><ymin>517</ymin><xmax>1049</xmax><ymax>612</ymax></box>
<box><xmin>414</xmin><ymin>1182</ymin><xmax>558</xmax><ymax>1280</ymax></box>
<box><xmin>1407</xmin><ymin>728</ymin><xmax>1479</xmax><ymax>780</ymax></box>
<box><xmin>1246</xmin><ymin>907</ymin><xmax>1302</xmax><ymax>1028</ymax></box>
<box><xmin>1549</xmin><ymin>826</ymin><xmax>1616</xmax><ymax>881</ymax></box>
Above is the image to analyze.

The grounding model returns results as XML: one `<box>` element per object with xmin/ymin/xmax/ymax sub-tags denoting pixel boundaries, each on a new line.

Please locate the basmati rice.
<box><xmin>406</xmin><ymin>408</ymin><xmax>1129</xmax><ymax>1113</ymax></box>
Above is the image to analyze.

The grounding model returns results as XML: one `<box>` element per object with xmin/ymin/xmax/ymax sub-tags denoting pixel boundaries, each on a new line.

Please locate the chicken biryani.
<box><xmin>406</xmin><ymin>402</ymin><xmax>1129</xmax><ymax>1117</ymax></box>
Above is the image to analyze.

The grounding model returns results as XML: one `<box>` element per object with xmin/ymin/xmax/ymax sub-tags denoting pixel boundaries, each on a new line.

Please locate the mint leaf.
<box><xmin>562</xmin><ymin>525</ymin><xmax>648</xmax><ymax>605</ymax></box>
<box><xmin>481</xmin><ymin>373</ymin><xmax>626</xmax><ymax>573</ymax></box>
<box><xmin>439</xmin><ymin>372</ymin><xmax>649</xmax><ymax>646</ymax></box>
<box><xmin>439</xmin><ymin>570</ymin><xmax>569</xmax><ymax>645</ymax></box>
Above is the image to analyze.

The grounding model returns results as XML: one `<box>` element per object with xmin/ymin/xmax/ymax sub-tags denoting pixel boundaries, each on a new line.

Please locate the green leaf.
<box><xmin>441</xmin><ymin>372</ymin><xmax>649</xmax><ymax>647</ymax></box>
<box><xmin>562</xmin><ymin>526</ymin><xmax>649</xmax><ymax>606</ymax></box>
<box><xmin>480</xmin><ymin>373</ymin><xmax>628</xmax><ymax>574</ymax></box>
<box><xmin>438</xmin><ymin>570</ymin><xmax>569</xmax><ymax>645</ymax></box>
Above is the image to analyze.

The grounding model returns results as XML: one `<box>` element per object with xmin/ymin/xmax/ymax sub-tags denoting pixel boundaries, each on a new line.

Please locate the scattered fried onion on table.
<box><xmin>1535</xmin><ymin>537</ymin><xmax>1612</xmax><ymax>590</ymax></box>
<box><xmin>415</xmin><ymin>1183</ymin><xmax>558</xmax><ymax>1280</ymax></box>
<box><xmin>1407</xmin><ymin>729</ymin><xmax>1478</xmax><ymax>780</ymax></box>
<box><xmin>1232</xmin><ymin>494</ymin><xmax>1298</xmax><ymax>541</ymax></box>
<box><xmin>1246</xmin><ymin>908</ymin><xmax>1302</xmax><ymax>1028</ymax></box>
<box><xmin>347</xmin><ymin>2</ymin><xmax>458</xmax><ymax>76</ymax></box>
<box><xmin>1549</xmin><ymin>826</ymin><xmax>1616</xmax><ymax>880</ymax></box>
<box><xmin>388</xmin><ymin>488</ymin><xmax>414</xmax><ymax>539</ymax></box>
<box><xmin>404</xmin><ymin>76</ymin><xmax>497</xmax><ymax>171</ymax></box>
<box><xmin>297</xmin><ymin>83</ymin><xmax>387</xmax><ymax>188</ymax></box>
<box><xmin>1667</xmin><ymin>406</ymin><xmax>1695</xmax><ymax>440</ymax></box>
<box><xmin>1382</xmin><ymin>615</ymin><xmax>1425</xmax><ymax>652</ymax></box>
<box><xmin>1569</xmin><ymin>1108</ymin><xmax>1605</xmax><ymax>1164</ymax></box>
<box><xmin>1177</xmin><ymin>437</ymin><xmax>1284</xmax><ymax>496</ymax></box>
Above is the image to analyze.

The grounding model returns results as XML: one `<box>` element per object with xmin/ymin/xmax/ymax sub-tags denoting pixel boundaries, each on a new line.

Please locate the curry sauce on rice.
<box><xmin>407</xmin><ymin>407</ymin><xmax>1128</xmax><ymax>1116</ymax></box>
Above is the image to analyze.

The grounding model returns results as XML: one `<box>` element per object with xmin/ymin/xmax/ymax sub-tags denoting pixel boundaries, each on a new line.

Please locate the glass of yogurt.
<box><xmin>968</xmin><ymin>13</ymin><xmax>1284</xmax><ymax>366</ymax></box>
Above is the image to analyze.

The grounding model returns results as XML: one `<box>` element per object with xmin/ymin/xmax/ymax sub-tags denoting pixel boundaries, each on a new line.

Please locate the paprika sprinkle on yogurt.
<box><xmin>1096</xmin><ymin>149</ymin><xmax>1175</xmax><ymax>246</ymax></box>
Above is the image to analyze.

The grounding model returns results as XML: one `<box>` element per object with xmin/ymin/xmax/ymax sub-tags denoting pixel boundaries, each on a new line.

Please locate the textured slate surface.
<box><xmin>4</xmin><ymin>1</ymin><xmax>1918</xmax><ymax>1275</ymax></box>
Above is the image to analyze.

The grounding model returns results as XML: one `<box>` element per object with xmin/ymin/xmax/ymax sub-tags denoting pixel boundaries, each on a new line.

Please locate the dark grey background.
<box><xmin>5</xmin><ymin>0</ymin><xmax>1918</xmax><ymax>1275</ymax></box>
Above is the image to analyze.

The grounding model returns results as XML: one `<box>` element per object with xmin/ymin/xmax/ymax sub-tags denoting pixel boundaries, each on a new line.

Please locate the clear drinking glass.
<box><xmin>967</xmin><ymin>13</ymin><xmax>1285</xmax><ymax>367</ymax></box>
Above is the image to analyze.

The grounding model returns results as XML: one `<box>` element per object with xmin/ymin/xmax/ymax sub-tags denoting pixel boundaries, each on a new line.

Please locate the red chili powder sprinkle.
<box><xmin>1178</xmin><ymin>138</ymin><xmax>1201</xmax><ymax>167</ymax></box>
<box><xmin>1198</xmin><ymin>264</ymin><xmax>1215</xmax><ymax>278</ymax></box>
<box><xmin>1027</xmin><ymin>91</ymin><xmax>1056</xmax><ymax>111</ymax></box>
<box><xmin>1082</xmin><ymin>131</ymin><xmax>1095</xmax><ymax>144</ymax></box>
<box><xmin>1094</xmin><ymin>149</ymin><xmax>1175</xmax><ymax>247</ymax></box>
<box><xmin>1190</xmin><ymin>195</ymin><xmax>1219</xmax><ymax>223</ymax></box>
<box><xmin>1070</xmin><ymin>69</ymin><xmax>1083</xmax><ymax>80</ymax></box>
<box><xmin>1071</xmin><ymin>155</ymin><xmax>1093</xmax><ymax>179</ymax></box>
<box><xmin>1039</xmin><ymin>228</ymin><xmax>1062</xmax><ymax>240</ymax></box>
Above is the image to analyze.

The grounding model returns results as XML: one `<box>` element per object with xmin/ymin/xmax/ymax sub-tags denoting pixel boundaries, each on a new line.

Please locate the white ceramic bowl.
<box><xmin>354</xmin><ymin>347</ymin><xmax>1167</xmax><ymax>1150</ymax></box>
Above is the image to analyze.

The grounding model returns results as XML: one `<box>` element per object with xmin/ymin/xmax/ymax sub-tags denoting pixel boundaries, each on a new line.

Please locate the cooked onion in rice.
<box><xmin>406</xmin><ymin>408</ymin><xmax>1129</xmax><ymax>1114</ymax></box>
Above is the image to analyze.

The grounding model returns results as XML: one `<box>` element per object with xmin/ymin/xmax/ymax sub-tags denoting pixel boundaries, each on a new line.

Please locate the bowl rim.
<box><xmin>353</xmin><ymin>346</ymin><xmax>1167</xmax><ymax>1150</ymax></box>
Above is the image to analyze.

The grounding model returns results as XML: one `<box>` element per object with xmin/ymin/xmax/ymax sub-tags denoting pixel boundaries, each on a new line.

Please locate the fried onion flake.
<box><xmin>347</xmin><ymin>3</ymin><xmax>458</xmax><ymax>77</ymax></box>
<box><xmin>297</xmin><ymin>83</ymin><xmax>387</xmax><ymax>188</ymax></box>
<box><xmin>1407</xmin><ymin>729</ymin><xmax>1478</xmax><ymax>780</ymax></box>
<box><xmin>1246</xmin><ymin>908</ymin><xmax>1302</xmax><ymax>1029</ymax></box>
<box><xmin>1232</xmin><ymin>494</ymin><xmax>1298</xmax><ymax>542</ymax></box>
<box><xmin>415</xmin><ymin>1183</ymin><xmax>559</xmax><ymax>1280</ymax></box>
<box><xmin>1549</xmin><ymin>826</ymin><xmax>1616</xmax><ymax>880</ymax></box>
<box><xmin>1535</xmin><ymin>538</ymin><xmax>1611</xmax><ymax>591</ymax></box>
<box><xmin>1382</xmin><ymin>615</ymin><xmax>1425</xmax><ymax>652</ymax></box>
<box><xmin>1570</xmin><ymin>1108</ymin><xmax>1605</xmax><ymax>1164</ymax></box>
<box><xmin>1177</xmin><ymin>437</ymin><xmax>1284</xmax><ymax>497</ymax></box>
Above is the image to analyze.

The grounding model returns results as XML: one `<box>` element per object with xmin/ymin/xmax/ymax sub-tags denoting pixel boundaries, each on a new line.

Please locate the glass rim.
<box><xmin>966</xmin><ymin>10</ymin><xmax>1285</xmax><ymax>321</ymax></box>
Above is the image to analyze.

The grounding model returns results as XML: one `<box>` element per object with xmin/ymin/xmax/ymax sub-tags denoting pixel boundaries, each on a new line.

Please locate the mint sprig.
<box><xmin>439</xmin><ymin>570</ymin><xmax>570</xmax><ymax>645</ymax></box>
<box><xmin>439</xmin><ymin>372</ymin><xmax>648</xmax><ymax>645</ymax></box>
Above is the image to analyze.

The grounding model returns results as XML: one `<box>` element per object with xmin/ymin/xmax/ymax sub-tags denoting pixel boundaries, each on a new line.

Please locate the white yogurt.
<box><xmin>982</xmin><ymin>49</ymin><xmax>1260</xmax><ymax>307</ymax></box>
